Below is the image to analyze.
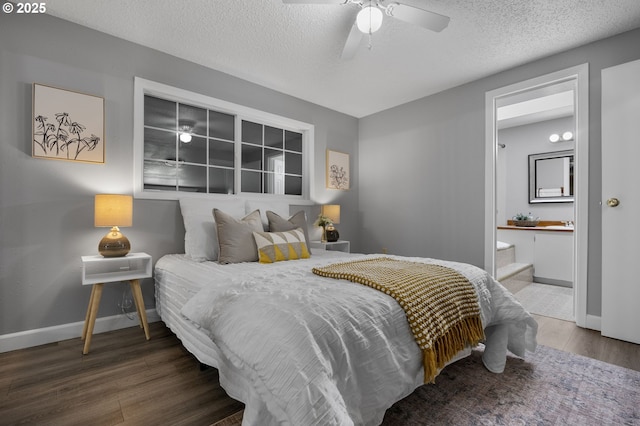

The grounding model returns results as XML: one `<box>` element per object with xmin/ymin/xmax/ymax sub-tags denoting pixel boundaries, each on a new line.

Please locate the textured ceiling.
<box><xmin>44</xmin><ymin>0</ymin><xmax>640</xmax><ymax>118</ymax></box>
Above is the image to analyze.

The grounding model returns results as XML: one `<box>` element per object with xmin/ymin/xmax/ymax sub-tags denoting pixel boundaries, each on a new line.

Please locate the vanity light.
<box><xmin>549</xmin><ymin>131</ymin><xmax>574</xmax><ymax>143</ymax></box>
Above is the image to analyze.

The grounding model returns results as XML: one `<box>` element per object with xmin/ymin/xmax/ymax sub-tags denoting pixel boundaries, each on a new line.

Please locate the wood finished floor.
<box><xmin>0</xmin><ymin>322</ymin><xmax>244</xmax><ymax>426</ymax></box>
<box><xmin>1</xmin><ymin>316</ymin><xmax>638</xmax><ymax>425</ymax></box>
<box><xmin>532</xmin><ymin>313</ymin><xmax>640</xmax><ymax>372</ymax></box>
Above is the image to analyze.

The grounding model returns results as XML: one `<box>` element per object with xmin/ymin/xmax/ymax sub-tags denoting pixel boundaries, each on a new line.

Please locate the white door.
<box><xmin>601</xmin><ymin>59</ymin><xmax>640</xmax><ymax>344</ymax></box>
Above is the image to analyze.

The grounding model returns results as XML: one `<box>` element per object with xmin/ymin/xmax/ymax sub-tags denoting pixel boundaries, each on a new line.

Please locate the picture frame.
<box><xmin>326</xmin><ymin>149</ymin><xmax>350</xmax><ymax>190</ymax></box>
<box><xmin>32</xmin><ymin>83</ymin><xmax>105</xmax><ymax>163</ymax></box>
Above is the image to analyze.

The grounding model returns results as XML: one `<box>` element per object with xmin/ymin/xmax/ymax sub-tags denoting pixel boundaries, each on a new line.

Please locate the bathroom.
<box><xmin>495</xmin><ymin>90</ymin><xmax>575</xmax><ymax>322</ymax></box>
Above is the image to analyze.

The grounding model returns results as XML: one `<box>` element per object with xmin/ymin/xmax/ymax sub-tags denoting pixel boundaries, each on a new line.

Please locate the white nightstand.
<box><xmin>80</xmin><ymin>252</ymin><xmax>152</xmax><ymax>354</ymax></box>
<box><xmin>310</xmin><ymin>240</ymin><xmax>350</xmax><ymax>253</ymax></box>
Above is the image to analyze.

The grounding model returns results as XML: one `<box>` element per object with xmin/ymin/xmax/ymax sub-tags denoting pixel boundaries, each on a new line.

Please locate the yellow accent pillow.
<box><xmin>252</xmin><ymin>228</ymin><xmax>311</xmax><ymax>264</ymax></box>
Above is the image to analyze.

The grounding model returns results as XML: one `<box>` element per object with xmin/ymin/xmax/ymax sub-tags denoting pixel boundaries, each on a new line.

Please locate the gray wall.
<box><xmin>498</xmin><ymin>117</ymin><xmax>575</xmax><ymax>225</ymax></box>
<box><xmin>359</xmin><ymin>27</ymin><xmax>640</xmax><ymax>317</ymax></box>
<box><xmin>0</xmin><ymin>12</ymin><xmax>359</xmax><ymax>336</ymax></box>
<box><xmin>3</xmin><ymin>12</ymin><xmax>640</xmax><ymax>337</ymax></box>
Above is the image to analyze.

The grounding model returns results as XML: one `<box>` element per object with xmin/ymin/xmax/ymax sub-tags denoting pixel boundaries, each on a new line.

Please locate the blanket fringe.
<box><xmin>423</xmin><ymin>316</ymin><xmax>484</xmax><ymax>383</ymax></box>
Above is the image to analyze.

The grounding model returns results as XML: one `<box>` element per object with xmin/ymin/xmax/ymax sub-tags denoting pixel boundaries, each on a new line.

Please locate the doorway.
<box><xmin>484</xmin><ymin>64</ymin><xmax>589</xmax><ymax>327</ymax></box>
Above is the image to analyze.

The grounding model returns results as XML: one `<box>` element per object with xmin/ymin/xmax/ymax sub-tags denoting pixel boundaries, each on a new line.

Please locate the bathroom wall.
<box><xmin>497</xmin><ymin>117</ymin><xmax>575</xmax><ymax>225</ymax></box>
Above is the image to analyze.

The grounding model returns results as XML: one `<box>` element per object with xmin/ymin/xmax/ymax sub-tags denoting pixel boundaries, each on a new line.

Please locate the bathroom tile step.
<box><xmin>497</xmin><ymin>262</ymin><xmax>533</xmax><ymax>282</ymax></box>
<box><xmin>498</xmin><ymin>262</ymin><xmax>533</xmax><ymax>294</ymax></box>
<box><xmin>496</xmin><ymin>245</ymin><xmax>516</xmax><ymax>269</ymax></box>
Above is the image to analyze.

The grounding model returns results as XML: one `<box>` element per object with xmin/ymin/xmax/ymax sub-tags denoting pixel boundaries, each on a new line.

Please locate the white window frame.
<box><xmin>133</xmin><ymin>77</ymin><xmax>314</xmax><ymax>201</ymax></box>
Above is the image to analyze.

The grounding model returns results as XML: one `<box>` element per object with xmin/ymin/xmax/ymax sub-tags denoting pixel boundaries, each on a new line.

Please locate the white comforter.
<box><xmin>180</xmin><ymin>253</ymin><xmax>537</xmax><ymax>426</ymax></box>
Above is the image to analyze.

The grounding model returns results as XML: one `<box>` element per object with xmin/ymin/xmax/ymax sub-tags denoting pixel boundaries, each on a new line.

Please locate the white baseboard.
<box><xmin>0</xmin><ymin>309</ymin><xmax>160</xmax><ymax>354</ymax></box>
<box><xmin>585</xmin><ymin>314</ymin><xmax>602</xmax><ymax>331</ymax></box>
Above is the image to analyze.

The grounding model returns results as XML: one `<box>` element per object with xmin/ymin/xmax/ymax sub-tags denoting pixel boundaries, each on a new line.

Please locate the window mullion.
<box><xmin>206</xmin><ymin>107</ymin><xmax>210</xmax><ymax>194</ymax></box>
<box><xmin>261</xmin><ymin>124</ymin><xmax>265</xmax><ymax>194</ymax></box>
<box><xmin>235</xmin><ymin>114</ymin><xmax>243</xmax><ymax>195</ymax></box>
<box><xmin>175</xmin><ymin>102</ymin><xmax>180</xmax><ymax>192</ymax></box>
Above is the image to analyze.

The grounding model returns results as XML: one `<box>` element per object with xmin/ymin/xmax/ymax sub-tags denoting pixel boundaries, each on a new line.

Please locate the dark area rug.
<box><xmin>382</xmin><ymin>345</ymin><xmax>640</xmax><ymax>425</ymax></box>
<box><xmin>213</xmin><ymin>345</ymin><xmax>640</xmax><ymax>425</ymax></box>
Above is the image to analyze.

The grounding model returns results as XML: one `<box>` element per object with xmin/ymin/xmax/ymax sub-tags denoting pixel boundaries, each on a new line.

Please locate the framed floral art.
<box><xmin>326</xmin><ymin>149</ymin><xmax>349</xmax><ymax>190</ymax></box>
<box><xmin>32</xmin><ymin>83</ymin><xmax>105</xmax><ymax>163</ymax></box>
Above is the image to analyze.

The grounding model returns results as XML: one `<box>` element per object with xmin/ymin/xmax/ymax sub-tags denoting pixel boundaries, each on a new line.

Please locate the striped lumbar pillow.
<box><xmin>253</xmin><ymin>228</ymin><xmax>311</xmax><ymax>263</ymax></box>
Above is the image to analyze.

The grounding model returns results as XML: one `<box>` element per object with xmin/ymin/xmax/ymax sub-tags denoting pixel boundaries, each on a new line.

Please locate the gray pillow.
<box><xmin>214</xmin><ymin>208</ymin><xmax>263</xmax><ymax>264</ymax></box>
<box><xmin>266</xmin><ymin>210</ymin><xmax>312</xmax><ymax>254</ymax></box>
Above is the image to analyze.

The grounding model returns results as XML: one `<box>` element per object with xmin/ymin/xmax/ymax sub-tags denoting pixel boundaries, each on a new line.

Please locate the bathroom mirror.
<box><xmin>529</xmin><ymin>150</ymin><xmax>574</xmax><ymax>203</ymax></box>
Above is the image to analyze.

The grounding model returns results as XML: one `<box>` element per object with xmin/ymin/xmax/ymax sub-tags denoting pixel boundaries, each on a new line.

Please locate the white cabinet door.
<box><xmin>533</xmin><ymin>232</ymin><xmax>573</xmax><ymax>284</ymax></box>
<box><xmin>601</xmin><ymin>59</ymin><xmax>640</xmax><ymax>344</ymax></box>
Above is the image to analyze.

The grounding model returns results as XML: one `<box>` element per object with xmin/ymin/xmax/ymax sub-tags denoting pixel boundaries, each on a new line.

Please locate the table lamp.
<box><xmin>321</xmin><ymin>204</ymin><xmax>340</xmax><ymax>242</ymax></box>
<box><xmin>94</xmin><ymin>194</ymin><xmax>132</xmax><ymax>257</ymax></box>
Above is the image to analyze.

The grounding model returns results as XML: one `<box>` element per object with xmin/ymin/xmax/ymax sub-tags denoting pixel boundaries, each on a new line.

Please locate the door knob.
<box><xmin>607</xmin><ymin>197</ymin><xmax>620</xmax><ymax>207</ymax></box>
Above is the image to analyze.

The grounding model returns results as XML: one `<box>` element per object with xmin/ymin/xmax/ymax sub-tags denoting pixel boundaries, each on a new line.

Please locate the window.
<box><xmin>240</xmin><ymin>121</ymin><xmax>304</xmax><ymax>195</ymax></box>
<box><xmin>134</xmin><ymin>78</ymin><xmax>314</xmax><ymax>200</ymax></box>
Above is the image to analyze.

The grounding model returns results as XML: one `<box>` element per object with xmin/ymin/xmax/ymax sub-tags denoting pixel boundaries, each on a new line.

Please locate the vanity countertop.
<box><xmin>497</xmin><ymin>220</ymin><xmax>574</xmax><ymax>232</ymax></box>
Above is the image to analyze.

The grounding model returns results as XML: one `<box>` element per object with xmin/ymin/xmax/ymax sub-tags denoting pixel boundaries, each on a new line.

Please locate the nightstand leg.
<box><xmin>130</xmin><ymin>279</ymin><xmax>150</xmax><ymax>340</ymax></box>
<box><xmin>83</xmin><ymin>283</ymin><xmax>103</xmax><ymax>355</ymax></box>
<box><xmin>130</xmin><ymin>281</ymin><xmax>144</xmax><ymax>329</ymax></box>
<box><xmin>81</xmin><ymin>285</ymin><xmax>97</xmax><ymax>340</ymax></box>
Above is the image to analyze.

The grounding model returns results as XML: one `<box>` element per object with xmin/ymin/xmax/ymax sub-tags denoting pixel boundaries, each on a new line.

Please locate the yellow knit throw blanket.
<box><xmin>312</xmin><ymin>257</ymin><xmax>485</xmax><ymax>383</ymax></box>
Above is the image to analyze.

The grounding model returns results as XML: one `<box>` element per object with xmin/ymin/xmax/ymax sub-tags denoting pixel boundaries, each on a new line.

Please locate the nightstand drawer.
<box><xmin>309</xmin><ymin>241</ymin><xmax>350</xmax><ymax>253</ymax></box>
<box><xmin>81</xmin><ymin>253</ymin><xmax>152</xmax><ymax>285</ymax></box>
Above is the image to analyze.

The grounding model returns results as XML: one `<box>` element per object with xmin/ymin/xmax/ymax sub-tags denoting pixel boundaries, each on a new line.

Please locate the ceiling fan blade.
<box><xmin>386</xmin><ymin>3</ymin><xmax>450</xmax><ymax>32</ymax></box>
<box><xmin>283</xmin><ymin>1</ymin><xmax>348</xmax><ymax>4</ymax></box>
<box><xmin>341</xmin><ymin>20</ymin><xmax>363</xmax><ymax>60</ymax></box>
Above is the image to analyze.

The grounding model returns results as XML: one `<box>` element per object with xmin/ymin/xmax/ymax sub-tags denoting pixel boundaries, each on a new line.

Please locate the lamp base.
<box><xmin>99</xmin><ymin>226</ymin><xmax>131</xmax><ymax>257</ymax></box>
<box><xmin>326</xmin><ymin>226</ymin><xmax>340</xmax><ymax>243</ymax></box>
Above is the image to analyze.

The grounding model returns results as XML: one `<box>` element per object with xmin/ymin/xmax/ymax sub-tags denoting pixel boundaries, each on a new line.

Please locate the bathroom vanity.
<box><xmin>497</xmin><ymin>222</ymin><xmax>573</xmax><ymax>286</ymax></box>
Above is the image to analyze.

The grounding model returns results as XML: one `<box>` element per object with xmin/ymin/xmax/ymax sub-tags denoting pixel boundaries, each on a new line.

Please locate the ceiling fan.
<box><xmin>283</xmin><ymin>0</ymin><xmax>450</xmax><ymax>59</ymax></box>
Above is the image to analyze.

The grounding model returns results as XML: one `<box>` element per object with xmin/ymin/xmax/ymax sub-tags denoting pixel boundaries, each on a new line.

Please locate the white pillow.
<box><xmin>179</xmin><ymin>197</ymin><xmax>246</xmax><ymax>261</ymax></box>
<box><xmin>245</xmin><ymin>200</ymin><xmax>290</xmax><ymax>231</ymax></box>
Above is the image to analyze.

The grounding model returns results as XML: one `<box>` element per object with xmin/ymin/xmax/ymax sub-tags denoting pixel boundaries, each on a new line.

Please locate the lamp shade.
<box><xmin>95</xmin><ymin>194</ymin><xmax>132</xmax><ymax>227</ymax></box>
<box><xmin>321</xmin><ymin>204</ymin><xmax>341</xmax><ymax>224</ymax></box>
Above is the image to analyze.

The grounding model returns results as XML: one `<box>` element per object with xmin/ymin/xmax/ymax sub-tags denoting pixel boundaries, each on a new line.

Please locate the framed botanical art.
<box><xmin>326</xmin><ymin>149</ymin><xmax>349</xmax><ymax>190</ymax></box>
<box><xmin>32</xmin><ymin>83</ymin><xmax>105</xmax><ymax>163</ymax></box>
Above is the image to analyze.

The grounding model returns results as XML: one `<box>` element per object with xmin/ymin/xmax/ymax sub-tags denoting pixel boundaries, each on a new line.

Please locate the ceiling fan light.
<box><xmin>179</xmin><ymin>132</ymin><xmax>192</xmax><ymax>143</ymax></box>
<box><xmin>357</xmin><ymin>6</ymin><xmax>383</xmax><ymax>34</ymax></box>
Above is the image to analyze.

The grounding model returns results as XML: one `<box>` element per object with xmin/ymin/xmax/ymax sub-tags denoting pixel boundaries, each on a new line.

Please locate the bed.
<box><xmin>154</xmin><ymin>198</ymin><xmax>538</xmax><ymax>426</ymax></box>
